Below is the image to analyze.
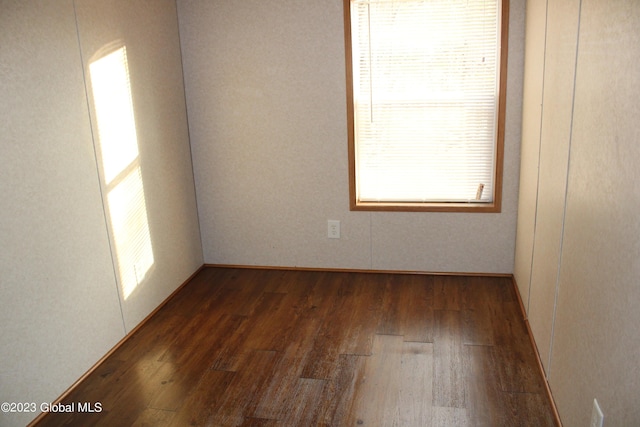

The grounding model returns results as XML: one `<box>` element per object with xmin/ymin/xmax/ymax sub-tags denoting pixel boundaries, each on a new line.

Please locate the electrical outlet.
<box><xmin>591</xmin><ymin>399</ymin><xmax>604</xmax><ymax>427</ymax></box>
<box><xmin>328</xmin><ymin>220</ymin><xmax>340</xmax><ymax>239</ymax></box>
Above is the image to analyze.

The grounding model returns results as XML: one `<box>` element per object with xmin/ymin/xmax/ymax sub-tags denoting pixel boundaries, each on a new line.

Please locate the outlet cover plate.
<box><xmin>328</xmin><ymin>220</ymin><xmax>340</xmax><ymax>239</ymax></box>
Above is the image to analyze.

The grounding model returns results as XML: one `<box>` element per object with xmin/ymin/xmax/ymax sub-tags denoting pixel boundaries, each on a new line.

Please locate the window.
<box><xmin>344</xmin><ymin>0</ymin><xmax>508</xmax><ymax>212</ymax></box>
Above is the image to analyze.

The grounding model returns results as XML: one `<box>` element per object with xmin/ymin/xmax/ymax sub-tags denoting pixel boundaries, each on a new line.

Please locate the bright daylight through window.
<box><xmin>345</xmin><ymin>0</ymin><xmax>508</xmax><ymax>212</ymax></box>
<box><xmin>90</xmin><ymin>45</ymin><xmax>154</xmax><ymax>299</ymax></box>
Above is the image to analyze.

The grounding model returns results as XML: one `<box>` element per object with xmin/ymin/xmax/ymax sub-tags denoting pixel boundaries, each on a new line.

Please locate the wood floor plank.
<box><xmin>130</xmin><ymin>408</ymin><xmax>175</xmax><ymax>427</ymax></box>
<box><xmin>432</xmin><ymin>406</ymin><xmax>469</xmax><ymax>427</ymax></box>
<box><xmin>377</xmin><ymin>274</ymin><xmax>434</xmax><ymax>342</ymax></box>
<box><xmin>35</xmin><ymin>268</ymin><xmax>557</xmax><ymax>427</ymax></box>
<box><xmin>156</xmin><ymin>310</ymin><xmax>223</xmax><ymax>364</ymax></box>
<box><xmin>221</xmin><ymin>268</ymin><xmax>274</xmax><ymax>317</ymax></box>
<box><xmin>211</xmin><ymin>292</ymin><xmax>285</xmax><ymax>371</ymax></box>
<box><xmin>59</xmin><ymin>352</ymin><xmax>167</xmax><ymax>424</ymax></box>
<box><xmin>278</xmin><ymin>378</ymin><xmax>326</xmax><ymax>425</ymax></box>
<box><xmin>346</xmin><ymin>336</ymin><xmax>435</xmax><ymax>426</ymax></box>
<box><xmin>114</xmin><ymin>312</ymin><xmax>188</xmax><ymax>363</ymax></box>
<box><xmin>462</xmin><ymin>277</ymin><xmax>501</xmax><ymax>346</ymax></box>
<box><xmin>492</xmin><ymin>301</ymin><xmax>545</xmax><ymax>394</ymax></box>
<box><xmin>234</xmin><ymin>291</ymin><xmax>294</xmax><ymax>352</ymax></box>
<box><xmin>239</xmin><ymin>417</ymin><xmax>279</xmax><ymax>427</ymax></box>
<box><xmin>493</xmin><ymin>341</ymin><xmax>545</xmax><ymax>395</ymax></box>
<box><xmin>257</xmin><ymin>269</ymin><xmax>293</xmax><ymax>293</ymax></box>
<box><xmin>209</xmin><ymin>350</ymin><xmax>278</xmax><ymax>426</ymax></box>
<box><xmin>397</xmin><ymin>342</ymin><xmax>434</xmax><ymax>425</ymax></box>
<box><xmin>149</xmin><ymin>313</ymin><xmax>246</xmax><ymax>411</ymax></box>
<box><xmin>338</xmin><ymin>273</ymin><xmax>386</xmax><ymax>356</ymax></box>
<box><xmin>239</xmin><ymin>272</ymin><xmax>329</xmax><ymax>356</ymax></box>
<box><xmin>502</xmin><ymin>391</ymin><xmax>557</xmax><ymax>427</ymax></box>
<box><xmin>158</xmin><ymin>267</ymin><xmax>226</xmax><ymax>318</ymax></box>
<box><xmin>347</xmin><ymin>334</ymin><xmax>405</xmax><ymax>426</ymax></box>
<box><xmin>465</xmin><ymin>344</ymin><xmax>555</xmax><ymax>427</ymax></box>
<box><xmin>432</xmin><ymin>309</ymin><xmax>466</xmax><ymax>409</ymax></box>
<box><xmin>251</xmin><ymin>311</ymin><xmax>324</xmax><ymax>419</ymax></box>
<box><xmin>465</xmin><ymin>344</ymin><xmax>505</xmax><ymax>427</ymax></box>
<box><xmin>433</xmin><ymin>275</ymin><xmax>463</xmax><ymax>311</ymax></box>
<box><xmin>87</xmin><ymin>361</ymin><xmax>176</xmax><ymax>427</ymax></box>
<box><xmin>167</xmin><ymin>369</ymin><xmax>236</xmax><ymax>426</ymax></box>
<box><xmin>299</xmin><ymin>273</ymin><xmax>376</xmax><ymax>379</ymax></box>
<box><xmin>315</xmin><ymin>353</ymin><xmax>365</xmax><ymax>426</ymax></box>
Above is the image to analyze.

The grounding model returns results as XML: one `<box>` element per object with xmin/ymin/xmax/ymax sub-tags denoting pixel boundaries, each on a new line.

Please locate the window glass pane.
<box><xmin>349</xmin><ymin>0</ymin><xmax>501</xmax><ymax>204</ymax></box>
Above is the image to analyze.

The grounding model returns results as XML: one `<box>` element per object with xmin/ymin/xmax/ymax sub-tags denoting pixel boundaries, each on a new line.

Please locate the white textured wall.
<box><xmin>0</xmin><ymin>3</ymin><xmax>124</xmax><ymax>426</ymax></box>
<box><xmin>515</xmin><ymin>0</ymin><xmax>640</xmax><ymax>425</ymax></box>
<box><xmin>177</xmin><ymin>0</ymin><xmax>525</xmax><ymax>274</ymax></box>
<box><xmin>513</xmin><ymin>0</ymin><xmax>547</xmax><ymax>308</ymax></box>
<box><xmin>550</xmin><ymin>0</ymin><xmax>640</xmax><ymax>424</ymax></box>
<box><xmin>0</xmin><ymin>1</ymin><xmax>202</xmax><ymax>425</ymax></box>
<box><xmin>74</xmin><ymin>0</ymin><xmax>203</xmax><ymax>330</ymax></box>
<box><xmin>527</xmin><ymin>0</ymin><xmax>580</xmax><ymax>373</ymax></box>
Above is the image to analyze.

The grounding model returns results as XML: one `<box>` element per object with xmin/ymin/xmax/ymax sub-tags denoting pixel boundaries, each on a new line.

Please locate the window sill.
<box><xmin>350</xmin><ymin>200</ymin><xmax>502</xmax><ymax>213</ymax></box>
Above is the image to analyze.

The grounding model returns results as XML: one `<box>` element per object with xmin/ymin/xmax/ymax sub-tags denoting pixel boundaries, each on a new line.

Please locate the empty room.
<box><xmin>1</xmin><ymin>0</ymin><xmax>638</xmax><ymax>426</ymax></box>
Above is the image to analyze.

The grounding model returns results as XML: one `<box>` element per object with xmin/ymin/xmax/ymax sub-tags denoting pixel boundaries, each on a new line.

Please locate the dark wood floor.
<box><xmin>35</xmin><ymin>267</ymin><xmax>556</xmax><ymax>426</ymax></box>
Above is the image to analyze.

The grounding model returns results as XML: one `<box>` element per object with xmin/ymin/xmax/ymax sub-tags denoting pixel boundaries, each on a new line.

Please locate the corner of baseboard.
<box><xmin>509</xmin><ymin>275</ymin><xmax>563</xmax><ymax>427</ymax></box>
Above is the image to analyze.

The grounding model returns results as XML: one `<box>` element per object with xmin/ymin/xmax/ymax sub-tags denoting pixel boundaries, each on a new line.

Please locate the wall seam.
<box><xmin>173</xmin><ymin>0</ymin><xmax>205</xmax><ymax>263</ymax></box>
<box><xmin>71</xmin><ymin>0</ymin><xmax>127</xmax><ymax>335</ymax></box>
<box><xmin>526</xmin><ymin>0</ymin><xmax>550</xmax><ymax>316</ymax></box>
<box><xmin>547</xmin><ymin>0</ymin><xmax>583</xmax><ymax>382</ymax></box>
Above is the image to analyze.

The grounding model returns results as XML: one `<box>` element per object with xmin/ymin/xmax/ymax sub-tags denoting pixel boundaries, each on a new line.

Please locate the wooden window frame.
<box><xmin>344</xmin><ymin>0</ymin><xmax>509</xmax><ymax>213</ymax></box>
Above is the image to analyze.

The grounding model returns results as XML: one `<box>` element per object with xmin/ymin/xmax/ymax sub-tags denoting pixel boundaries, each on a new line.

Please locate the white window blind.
<box><xmin>350</xmin><ymin>0</ymin><xmax>502</xmax><ymax>204</ymax></box>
